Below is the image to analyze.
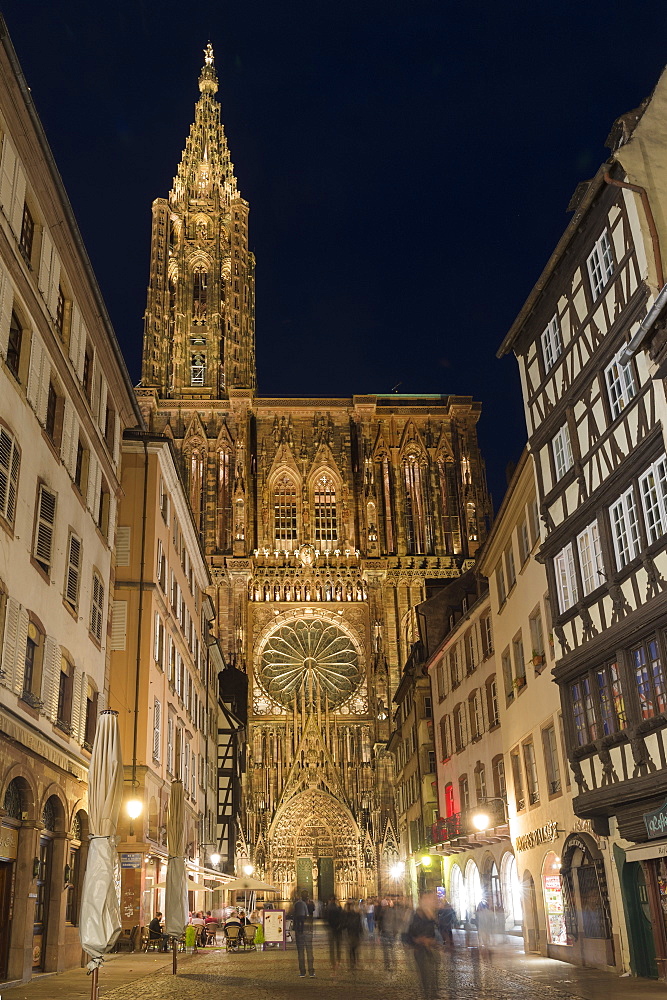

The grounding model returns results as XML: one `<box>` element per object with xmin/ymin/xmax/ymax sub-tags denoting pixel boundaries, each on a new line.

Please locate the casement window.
<box><xmin>157</xmin><ymin>540</ymin><xmax>166</xmax><ymax>590</ymax></box>
<box><xmin>542</xmin><ymin>724</ymin><xmax>562</xmax><ymax>795</ymax></box>
<box><xmin>0</xmin><ymin>425</ymin><xmax>20</xmax><ymax>526</ymax></box>
<box><xmin>84</xmin><ymin>686</ymin><xmax>98</xmax><ymax>749</ymax></box>
<box><xmin>505</xmin><ymin>545</ymin><xmax>516</xmax><ymax>589</ymax></box>
<box><xmin>168</xmin><ymin>637</ymin><xmax>176</xmax><ymax>685</ymax></box>
<box><xmin>587</xmin><ymin>229</ymin><xmax>614</xmax><ymax>300</ymax></box>
<box><xmin>464</xmin><ymin>628</ymin><xmax>476</xmax><ymax>673</ymax></box>
<box><xmin>159</xmin><ymin>478</ymin><xmax>169</xmax><ymax>523</ymax></box>
<box><xmin>6</xmin><ymin>312</ymin><xmax>23</xmax><ymax>381</ymax></box>
<box><xmin>554</xmin><ymin>542</ymin><xmax>578</xmax><ymax>613</ymax></box>
<box><xmin>552</xmin><ymin>423</ymin><xmax>574</xmax><ymax>482</ymax></box>
<box><xmin>314</xmin><ymin>473</ymin><xmax>338</xmax><ymax>544</ymax></box>
<box><xmin>468</xmin><ymin>689</ymin><xmax>483</xmax><ymax>739</ymax></box>
<box><xmin>166</xmin><ymin>716</ymin><xmax>174</xmax><ymax>774</ymax></box>
<box><xmin>191</xmin><ymin>751</ymin><xmax>196</xmax><ymax>797</ymax></box>
<box><xmin>184</xmin><ymin>740</ymin><xmax>190</xmax><ymax>791</ymax></box>
<box><xmin>104</xmin><ymin>403</ymin><xmax>116</xmax><ymax>455</ymax></box>
<box><xmin>459</xmin><ymin>774</ymin><xmax>470</xmax><ymax>811</ymax></box>
<box><xmin>19</xmin><ymin>202</ymin><xmax>33</xmax><ymax>260</ymax></box>
<box><xmin>570</xmin><ymin>676</ymin><xmax>597</xmax><ymax>746</ymax></box>
<box><xmin>529</xmin><ymin>498</ymin><xmax>540</xmax><ymax>546</ymax></box>
<box><xmin>474</xmin><ymin>764</ymin><xmax>487</xmax><ymax>804</ymax></box>
<box><xmin>57</xmin><ymin>658</ymin><xmax>73</xmax><ymax>732</ymax></box>
<box><xmin>97</xmin><ymin>477</ymin><xmax>110</xmax><ymax>538</ymax></box>
<box><xmin>152</xmin><ymin>698</ymin><xmax>161</xmax><ymax>762</ymax></box>
<box><xmin>529</xmin><ymin>608</ymin><xmax>545</xmax><ymax>661</ymax></box>
<box><xmin>523</xmin><ymin>740</ymin><xmax>540</xmax><ymax>804</ymax></box>
<box><xmin>436</xmin><ymin>662</ymin><xmax>446</xmax><ymax>701</ymax></box>
<box><xmin>541</xmin><ymin>315</ymin><xmax>562</xmax><ymax>372</ymax></box>
<box><xmin>154</xmin><ymin>612</ymin><xmax>165</xmax><ymax>669</ymax></box>
<box><xmin>90</xmin><ymin>572</ymin><xmax>104</xmax><ymax>643</ymax></box>
<box><xmin>513</xmin><ymin>634</ymin><xmax>526</xmax><ymax>686</ymax></box>
<box><xmin>596</xmin><ymin>661</ymin><xmax>627</xmax><ymax>735</ymax></box>
<box><xmin>33</xmin><ymin>484</ymin><xmax>57</xmax><ymax>574</ymax></box>
<box><xmin>481</xmin><ymin>615</ymin><xmax>493</xmax><ymax>657</ymax></box>
<box><xmin>492</xmin><ymin>755</ymin><xmax>506</xmax><ymax>801</ymax></box>
<box><xmin>82</xmin><ymin>342</ymin><xmax>93</xmax><ymax>403</ymax></box>
<box><xmin>639</xmin><ymin>455</ymin><xmax>667</xmax><ymax>544</ymax></box>
<box><xmin>510</xmin><ymin>749</ymin><xmax>525</xmax><ymax>811</ymax></box>
<box><xmin>450</xmin><ymin>643</ymin><xmax>461</xmax><ymax>687</ymax></box>
<box><xmin>609</xmin><ymin>486</ymin><xmax>640</xmax><ymax>569</ymax></box>
<box><xmin>439</xmin><ymin>715</ymin><xmax>451</xmax><ymax>760</ymax></box>
<box><xmin>497</xmin><ymin>564</ymin><xmax>506</xmax><ymax>605</ymax></box>
<box><xmin>55</xmin><ymin>286</ymin><xmax>65</xmax><ymax>336</ymax></box>
<box><xmin>605</xmin><ymin>349</ymin><xmax>637</xmax><ymax>420</ymax></box>
<box><xmin>502</xmin><ymin>648</ymin><xmax>513</xmax><ymax>700</ymax></box>
<box><xmin>64</xmin><ymin>532</ymin><xmax>82</xmax><ymax>610</ymax></box>
<box><xmin>453</xmin><ymin>703</ymin><xmax>466</xmax><ymax>751</ymax></box>
<box><xmin>632</xmin><ymin>637</ymin><xmax>667</xmax><ymax>719</ymax></box>
<box><xmin>577</xmin><ymin>521</ymin><xmax>604</xmax><ymax>595</ymax></box>
<box><xmin>74</xmin><ymin>438</ymin><xmax>89</xmax><ymax>494</ymax></box>
<box><xmin>274</xmin><ymin>474</ymin><xmax>298</xmax><ymax>550</ymax></box>
<box><xmin>486</xmin><ymin>675</ymin><xmax>499</xmax><ymax>726</ymax></box>
<box><xmin>518</xmin><ymin>518</ymin><xmax>530</xmax><ymax>564</ymax></box>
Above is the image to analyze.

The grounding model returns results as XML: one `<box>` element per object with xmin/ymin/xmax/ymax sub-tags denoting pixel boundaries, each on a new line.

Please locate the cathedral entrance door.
<box><xmin>318</xmin><ymin>858</ymin><xmax>334</xmax><ymax>903</ymax></box>
<box><xmin>296</xmin><ymin>857</ymin><xmax>313</xmax><ymax>897</ymax></box>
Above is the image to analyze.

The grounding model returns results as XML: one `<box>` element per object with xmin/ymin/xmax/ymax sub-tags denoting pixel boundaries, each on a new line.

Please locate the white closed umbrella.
<box><xmin>223</xmin><ymin>875</ymin><xmax>277</xmax><ymax>892</ymax></box>
<box><xmin>79</xmin><ymin>710</ymin><xmax>124</xmax><ymax>999</ymax></box>
<box><xmin>165</xmin><ymin>779</ymin><xmax>187</xmax><ymax>972</ymax></box>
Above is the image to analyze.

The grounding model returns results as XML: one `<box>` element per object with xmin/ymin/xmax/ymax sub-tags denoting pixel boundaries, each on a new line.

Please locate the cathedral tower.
<box><xmin>141</xmin><ymin>44</ymin><xmax>255</xmax><ymax>399</ymax></box>
<box><xmin>139</xmin><ymin>46</ymin><xmax>491</xmax><ymax>900</ymax></box>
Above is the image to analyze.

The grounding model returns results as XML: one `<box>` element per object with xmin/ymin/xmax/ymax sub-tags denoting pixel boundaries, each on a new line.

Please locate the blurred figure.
<box><xmin>407</xmin><ymin>890</ymin><xmax>440</xmax><ymax>1000</ymax></box>
<box><xmin>437</xmin><ymin>897</ymin><xmax>456</xmax><ymax>946</ymax></box>
<box><xmin>366</xmin><ymin>896</ymin><xmax>376</xmax><ymax>937</ymax></box>
<box><xmin>476</xmin><ymin>899</ymin><xmax>493</xmax><ymax>952</ymax></box>
<box><xmin>344</xmin><ymin>899</ymin><xmax>363</xmax><ymax>970</ymax></box>
<box><xmin>324</xmin><ymin>895</ymin><xmax>343</xmax><ymax>973</ymax></box>
<box><xmin>292</xmin><ymin>890</ymin><xmax>315</xmax><ymax>977</ymax></box>
<box><xmin>376</xmin><ymin>897</ymin><xmax>397</xmax><ymax>972</ymax></box>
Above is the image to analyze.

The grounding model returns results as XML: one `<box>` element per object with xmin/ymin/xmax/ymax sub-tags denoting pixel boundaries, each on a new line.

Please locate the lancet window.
<box><xmin>377</xmin><ymin>456</ymin><xmax>394</xmax><ymax>553</ymax></box>
<box><xmin>189</xmin><ymin>448</ymin><xmax>206</xmax><ymax>540</ymax></box>
<box><xmin>274</xmin><ymin>475</ymin><xmax>298</xmax><ymax>550</ymax></box>
<box><xmin>192</xmin><ymin>267</ymin><xmax>208</xmax><ymax>322</ymax></box>
<box><xmin>314</xmin><ymin>474</ymin><xmax>338</xmax><ymax>545</ymax></box>
<box><xmin>216</xmin><ymin>449</ymin><xmax>231</xmax><ymax>552</ymax></box>
<box><xmin>403</xmin><ymin>453</ymin><xmax>433</xmax><ymax>554</ymax></box>
<box><xmin>191</xmin><ymin>353</ymin><xmax>205</xmax><ymax>386</ymax></box>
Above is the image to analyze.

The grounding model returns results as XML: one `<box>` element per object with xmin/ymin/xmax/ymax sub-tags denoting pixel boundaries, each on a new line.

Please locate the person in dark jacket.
<box><xmin>437</xmin><ymin>898</ymin><xmax>456</xmax><ymax>946</ymax></box>
<box><xmin>291</xmin><ymin>890</ymin><xmax>315</xmax><ymax>977</ymax></box>
<box><xmin>407</xmin><ymin>891</ymin><xmax>440</xmax><ymax>1000</ymax></box>
<box><xmin>343</xmin><ymin>900</ymin><xmax>363</xmax><ymax>970</ymax></box>
<box><xmin>324</xmin><ymin>895</ymin><xmax>343</xmax><ymax>972</ymax></box>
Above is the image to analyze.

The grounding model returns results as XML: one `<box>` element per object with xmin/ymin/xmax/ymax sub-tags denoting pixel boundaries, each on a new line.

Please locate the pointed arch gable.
<box><xmin>268</xmin><ymin>787</ymin><xmax>360</xmax><ymax>855</ymax></box>
<box><xmin>183</xmin><ymin>411</ymin><xmax>208</xmax><ymax>447</ymax></box>
<box><xmin>398</xmin><ymin>420</ymin><xmax>428</xmax><ymax>461</ymax></box>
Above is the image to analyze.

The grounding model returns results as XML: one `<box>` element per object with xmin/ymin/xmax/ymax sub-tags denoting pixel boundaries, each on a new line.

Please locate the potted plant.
<box><xmin>532</xmin><ymin>650</ymin><xmax>545</xmax><ymax>667</ymax></box>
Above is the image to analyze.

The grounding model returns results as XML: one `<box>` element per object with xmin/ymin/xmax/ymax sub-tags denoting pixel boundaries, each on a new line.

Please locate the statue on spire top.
<box><xmin>204</xmin><ymin>42</ymin><xmax>214</xmax><ymax>66</ymax></box>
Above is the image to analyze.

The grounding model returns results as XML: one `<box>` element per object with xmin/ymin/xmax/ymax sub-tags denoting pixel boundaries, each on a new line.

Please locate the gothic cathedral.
<box><xmin>137</xmin><ymin>46</ymin><xmax>491</xmax><ymax>901</ymax></box>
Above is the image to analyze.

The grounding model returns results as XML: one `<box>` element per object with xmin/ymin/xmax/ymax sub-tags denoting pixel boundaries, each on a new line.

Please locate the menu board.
<box><xmin>543</xmin><ymin>874</ymin><xmax>568</xmax><ymax>945</ymax></box>
<box><xmin>263</xmin><ymin>909</ymin><xmax>286</xmax><ymax>948</ymax></box>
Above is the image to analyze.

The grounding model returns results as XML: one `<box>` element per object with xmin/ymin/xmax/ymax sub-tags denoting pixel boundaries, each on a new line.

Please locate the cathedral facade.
<box><xmin>137</xmin><ymin>46</ymin><xmax>491</xmax><ymax>902</ymax></box>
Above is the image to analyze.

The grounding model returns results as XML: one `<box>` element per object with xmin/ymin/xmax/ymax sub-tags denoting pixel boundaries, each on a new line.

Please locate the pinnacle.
<box><xmin>199</xmin><ymin>40</ymin><xmax>218</xmax><ymax>94</ymax></box>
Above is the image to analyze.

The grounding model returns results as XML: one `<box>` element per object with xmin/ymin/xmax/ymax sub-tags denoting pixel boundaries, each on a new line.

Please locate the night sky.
<box><xmin>3</xmin><ymin>1</ymin><xmax>667</xmax><ymax>507</ymax></box>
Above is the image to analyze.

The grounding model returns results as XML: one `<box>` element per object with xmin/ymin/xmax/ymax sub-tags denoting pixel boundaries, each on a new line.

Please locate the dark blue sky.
<box><xmin>4</xmin><ymin>0</ymin><xmax>667</xmax><ymax>506</ymax></box>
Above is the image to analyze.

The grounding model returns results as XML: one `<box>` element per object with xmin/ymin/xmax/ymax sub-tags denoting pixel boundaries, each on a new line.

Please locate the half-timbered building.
<box><xmin>498</xmin><ymin>69</ymin><xmax>667</xmax><ymax>979</ymax></box>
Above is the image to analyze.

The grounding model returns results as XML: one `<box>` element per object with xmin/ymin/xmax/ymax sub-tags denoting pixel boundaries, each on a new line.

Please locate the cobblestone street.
<box><xmin>7</xmin><ymin>929</ymin><xmax>666</xmax><ymax>1000</ymax></box>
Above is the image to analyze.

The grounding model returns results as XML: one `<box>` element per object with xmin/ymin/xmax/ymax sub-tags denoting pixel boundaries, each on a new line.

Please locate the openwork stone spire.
<box><xmin>141</xmin><ymin>43</ymin><xmax>256</xmax><ymax>399</ymax></box>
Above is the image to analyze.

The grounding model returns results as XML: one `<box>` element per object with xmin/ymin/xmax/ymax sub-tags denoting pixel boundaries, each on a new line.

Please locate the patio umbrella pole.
<box><xmin>90</xmin><ymin>965</ymin><xmax>98</xmax><ymax>1000</ymax></box>
<box><xmin>173</xmin><ymin>936</ymin><xmax>177</xmax><ymax>975</ymax></box>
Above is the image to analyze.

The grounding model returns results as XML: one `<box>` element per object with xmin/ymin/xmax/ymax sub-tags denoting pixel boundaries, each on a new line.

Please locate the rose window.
<box><xmin>258</xmin><ymin>618</ymin><xmax>361</xmax><ymax>710</ymax></box>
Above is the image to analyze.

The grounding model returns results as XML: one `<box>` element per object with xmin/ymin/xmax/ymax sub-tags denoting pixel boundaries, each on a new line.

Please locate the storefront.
<box><xmin>623</xmin><ymin>825</ymin><xmax>667</xmax><ymax>979</ymax></box>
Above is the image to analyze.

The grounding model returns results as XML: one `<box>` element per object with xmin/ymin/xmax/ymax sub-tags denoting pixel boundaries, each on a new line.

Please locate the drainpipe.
<box><xmin>603</xmin><ymin>171</ymin><xmax>664</xmax><ymax>288</ymax></box>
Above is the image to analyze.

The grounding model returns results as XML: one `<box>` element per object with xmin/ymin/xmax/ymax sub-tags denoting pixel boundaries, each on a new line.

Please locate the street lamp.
<box><xmin>390</xmin><ymin>861</ymin><xmax>405</xmax><ymax>880</ymax></box>
<box><xmin>126</xmin><ymin>797</ymin><xmax>143</xmax><ymax>836</ymax></box>
<box><xmin>243</xmin><ymin>863</ymin><xmax>254</xmax><ymax>876</ymax></box>
<box><xmin>210</xmin><ymin>853</ymin><xmax>221</xmax><ymax>866</ymax></box>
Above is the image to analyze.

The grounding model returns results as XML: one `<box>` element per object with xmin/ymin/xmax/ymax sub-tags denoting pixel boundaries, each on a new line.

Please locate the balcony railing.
<box><xmin>431</xmin><ymin>802</ymin><xmax>508</xmax><ymax>848</ymax></box>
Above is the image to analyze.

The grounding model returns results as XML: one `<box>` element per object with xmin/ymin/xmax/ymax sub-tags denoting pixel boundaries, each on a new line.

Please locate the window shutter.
<box><xmin>113</xmin><ymin>412</ymin><xmax>121</xmax><ymax>467</ymax></box>
<box><xmin>110</xmin><ymin>600</ymin><xmax>127</xmax><ymax>651</ymax></box>
<box><xmin>115</xmin><ymin>526</ymin><xmax>130</xmax><ymax>567</ymax></box>
<box><xmin>107</xmin><ymin>493</ymin><xmax>117</xmax><ymax>548</ymax></box>
<box><xmin>89</xmin><ymin>351</ymin><xmax>98</xmax><ymax>417</ymax></box>
<box><xmin>26</xmin><ymin>332</ymin><xmax>44</xmax><ymax>411</ymax></box>
<box><xmin>70</xmin><ymin>668</ymin><xmax>82</xmax><ymax>742</ymax></box>
<box><xmin>91</xmin><ymin>574</ymin><xmax>104</xmax><ymax>642</ymax></box>
<box><xmin>41</xmin><ymin>637</ymin><xmax>60</xmax><ymax>721</ymax></box>
<box><xmin>153</xmin><ymin>698</ymin><xmax>161</xmax><ymax>760</ymax></box>
<box><xmin>0</xmin><ymin>426</ymin><xmax>19</xmax><ymax>524</ymax></box>
<box><xmin>87</xmin><ymin>455</ymin><xmax>101</xmax><ymax>519</ymax></box>
<box><xmin>10</xmin><ymin>606</ymin><xmax>29</xmax><ymax>696</ymax></box>
<box><xmin>0</xmin><ymin>596</ymin><xmax>19</xmax><ymax>688</ymax></box>
<box><xmin>69</xmin><ymin>304</ymin><xmax>87</xmax><ymax>380</ymax></box>
<box><xmin>38</xmin><ymin>226</ymin><xmax>54</xmax><ymax>304</ymax></box>
<box><xmin>36</xmin><ymin>352</ymin><xmax>51</xmax><ymax>427</ymax></box>
<box><xmin>0</xmin><ymin>258</ymin><xmax>13</xmax><ymax>360</ymax></box>
<box><xmin>34</xmin><ymin>485</ymin><xmax>57</xmax><ymax>573</ymax></box>
<box><xmin>64</xmin><ymin>533</ymin><xmax>82</xmax><ymax>608</ymax></box>
<box><xmin>0</xmin><ymin>134</ymin><xmax>17</xmax><ymax>226</ymax></box>
<box><xmin>98</xmin><ymin>375</ymin><xmax>107</xmax><ymax>432</ymax></box>
<box><xmin>154</xmin><ymin>612</ymin><xmax>161</xmax><ymax>663</ymax></box>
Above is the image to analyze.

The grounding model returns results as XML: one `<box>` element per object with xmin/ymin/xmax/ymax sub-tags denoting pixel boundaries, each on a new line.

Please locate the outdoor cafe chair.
<box><xmin>224</xmin><ymin>924</ymin><xmax>242</xmax><ymax>952</ymax></box>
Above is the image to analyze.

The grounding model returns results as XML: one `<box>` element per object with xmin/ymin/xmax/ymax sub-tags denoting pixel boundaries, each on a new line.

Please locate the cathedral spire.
<box><xmin>141</xmin><ymin>43</ymin><xmax>256</xmax><ymax>399</ymax></box>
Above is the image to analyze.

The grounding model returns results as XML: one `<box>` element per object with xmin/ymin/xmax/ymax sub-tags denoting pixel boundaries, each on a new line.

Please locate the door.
<box><xmin>0</xmin><ymin>860</ymin><xmax>15</xmax><ymax>978</ymax></box>
<box><xmin>318</xmin><ymin>857</ymin><xmax>334</xmax><ymax>902</ymax></box>
<box><xmin>296</xmin><ymin>857</ymin><xmax>313</xmax><ymax>898</ymax></box>
<box><xmin>33</xmin><ymin>837</ymin><xmax>51</xmax><ymax>971</ymax></box>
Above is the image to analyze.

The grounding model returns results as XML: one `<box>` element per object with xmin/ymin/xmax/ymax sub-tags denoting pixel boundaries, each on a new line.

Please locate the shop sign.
<box><xmin>120</xmin><ymin>852</ymin><xmax>143</xmax><ymax>869</ymax></box>
<box><xmin>0</xmin><ymin>825</ymin><xmax>18</xmax><ymax>860</ymax></box>
<box><xmin>515</xmin><ymin>820</ymin><xmax>559</xmax><ymax>853</ymax></box>
<box><xmin>644</xmin><ymin>799</ymin><xmax>667</xmax><ymax>839</ymax></box>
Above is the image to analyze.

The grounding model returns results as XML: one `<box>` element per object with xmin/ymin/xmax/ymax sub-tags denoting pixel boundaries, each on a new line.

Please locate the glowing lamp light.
<box><xmin>472</xmin><ymin>812</ymin><xmax>490</xmax><ymax>831</ymax></box>
<box><xmin>126</xmin><ymin>799</ymin><xmax>143</xmax><ymax>820</ymax></box>
<box><xmin>420</xmin><ymin>855</ymin><xmax>432</xmax><ymax>867</ymax></box>
<box><xmin>210</xmin><ymin>853</ymin><xmax>221</xmax><ymax>866</ymax></box>
<box><xmin>390</xmin><ymin>861</ymin><xmax>405</xmax><ymax>879</ymax></box>
<box><xmin>243</xmin><ymin>864</ymin><xmax>254</xmax><ymax>876</ymax></box>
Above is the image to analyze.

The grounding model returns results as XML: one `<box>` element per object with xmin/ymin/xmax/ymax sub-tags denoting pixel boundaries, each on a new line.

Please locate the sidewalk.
<box><xmin>0</xmin><ymin>947</ymin><xmax>206</xmax><ymax>999</ymax></box>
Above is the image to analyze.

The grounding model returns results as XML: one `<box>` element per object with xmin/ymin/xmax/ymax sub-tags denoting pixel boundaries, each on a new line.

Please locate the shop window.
<box><xmin>542</xmin><ymin>852</ymin><xmax>567</xmax><ymax>945</ymax></box>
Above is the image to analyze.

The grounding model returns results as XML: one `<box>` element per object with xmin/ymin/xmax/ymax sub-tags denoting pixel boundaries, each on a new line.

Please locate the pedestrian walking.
<box><xmin>324</xmin><ymin>895</ymin><xmax>343</xmax><ymax>973</ymax></box>
<box><xmin>344</xmin><ymin>899</ymin><xmax>363</xmax><ymax>970</ymax></box>
<box><xmin>437</xmin><ymin>897</ymin><xmax>456</xmax><ymax>946</ymax></box>
<box><xmin>407</xmin><ymin>890</ymin><xmax>440</xmax><ymax>1000</ymax></box>
<box><xmin>291</xmin><ymin>890</ymin><xmax>315</xmax><ymax>978</ymax></box>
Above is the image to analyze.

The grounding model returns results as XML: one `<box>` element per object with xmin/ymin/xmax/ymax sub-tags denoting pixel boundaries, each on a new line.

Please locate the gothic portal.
<box><xmin>137</xmin><ymin>45</ymin><xmax>491</xmax><ymax>901</ymax></box>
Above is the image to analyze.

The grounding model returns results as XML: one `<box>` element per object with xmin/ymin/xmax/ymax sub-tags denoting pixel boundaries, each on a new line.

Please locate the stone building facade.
<box><xmin>136</xmin><ymin>46</ymin><xmax>491</xmax><ymax>902</ymax></box>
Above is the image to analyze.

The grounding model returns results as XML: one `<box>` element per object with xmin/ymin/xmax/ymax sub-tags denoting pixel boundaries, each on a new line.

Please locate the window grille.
<box><xmin>274</xmin><ymin>475</ymin><xmax>298</xmax><ymax>549</ymax></box>
<box><xmin>314</xmin><ymin>474</ymin><xmax>338</xmax><ymax>544</ymax></box>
